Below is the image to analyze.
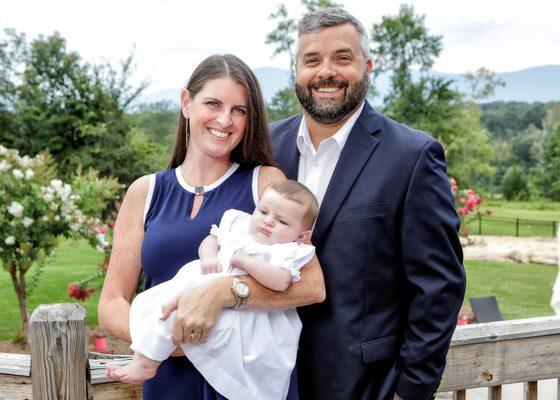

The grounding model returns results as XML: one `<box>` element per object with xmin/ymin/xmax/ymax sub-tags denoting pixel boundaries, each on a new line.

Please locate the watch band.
<box><xmin>231</xmin><ymin>277</ymin><xmax>249</xmax><ymax>310</ymax></box>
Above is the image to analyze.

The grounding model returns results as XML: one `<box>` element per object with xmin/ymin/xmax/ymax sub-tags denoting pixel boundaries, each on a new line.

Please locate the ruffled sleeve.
<box><xmin>268</xmin><ymin>243</ymin><xmax>315</xmax><ymax>282</ymax></box>
<box><xmin>210</xmin><ymin>209</ymin><xmax>250</xmax><ymax>245</ymax></box>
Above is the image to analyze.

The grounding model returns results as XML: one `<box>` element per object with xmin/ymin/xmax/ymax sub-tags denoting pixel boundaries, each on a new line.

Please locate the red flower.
<box><xmin>67</xmin><ymin>282</ymin><xmax>95</xmax><ymax>301</ymax></box>
<box><xmin>95</xmin><ymin>225</ymin><xmax>108</xmax><ymax>234</ymax></box>
<box><xmin>458</xmin><ymin>207</ymin><xmax>469</xmax><ymax>216</ymax></box>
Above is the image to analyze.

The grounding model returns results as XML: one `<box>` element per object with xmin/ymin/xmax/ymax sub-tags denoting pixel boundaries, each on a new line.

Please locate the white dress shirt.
<box><xmin>297</xmin><ymin>102</ymin><xmax>365</xmax><ymax>206</ymax></box>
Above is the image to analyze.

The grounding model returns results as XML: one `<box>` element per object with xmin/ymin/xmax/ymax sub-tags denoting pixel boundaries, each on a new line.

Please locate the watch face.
<box><xmin>237</xmin><ymin>282</ymin><xmax>249</xmax><ymax>297</ymax></box>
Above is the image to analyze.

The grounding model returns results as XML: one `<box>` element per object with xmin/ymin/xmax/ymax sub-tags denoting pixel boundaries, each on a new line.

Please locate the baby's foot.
<box><xmin>106</xmin><ymin>359</ymin><xmax>158</xmax><ymax>384</ymax></box>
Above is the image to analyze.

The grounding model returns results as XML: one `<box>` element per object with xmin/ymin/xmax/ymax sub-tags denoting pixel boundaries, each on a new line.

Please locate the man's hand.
<box><xmin>200</xmin><ymin>256</ymin><xmax>221</xmax><ymax>274</ymax></box>
<box><xmin>160</xmin><ymin>278</ymin><xmax>232</xmax><ymax>345</ymax></box>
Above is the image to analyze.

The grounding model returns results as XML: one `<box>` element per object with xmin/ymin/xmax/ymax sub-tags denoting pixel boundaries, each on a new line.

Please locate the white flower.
<box><xmin>58</xmin><ymin>184</ymin><xmax>72</xmax><ymax>201</ymax></box>
<box><xmin>0</xmin><ymin>145</ymin><xmax>7</xmax><ymax>155</ymax></box>
<box><xmin>25</xmin><ymin>169</ymin><xmax>34</xmax><ymax>179</ymax></box>
<box><xmin>12</xmin><ymin>169</ymin><xmax>24</xmax><ymax>179</ymax></box>
<box><xmin>21</xmin><ymin>217</ymin><xmax>34</xmax><ymax>227</ymax></box>
<box><xmin>70</xmin><ymin>223</ymin><xmax>81</xmax><ymax>231</ymax></box>
<box><xmin>4</xmin><ymin>236</ymin><xmax>15</xmax><ymax>245</ymax></box>
<box><xmin>54</xmin><ymin>216</ymin><xmax>60</xmax><ymax>221</ymax></box>
<box><xmin>50</xmin><ymin>203</ymin><xmax>58</xmax><ymax>211</ymax></box>
<box><xmin>8</xmin><ymin>202</ymin><xmax>24</xmax><ymax>218</ymax></box>
<box><xmin>42</xmin><ymin>216</ymin><xmax>49</xmax><ymax>222</ymax></box>
<box><xmin>50</xmin><ymin>179</ymin><xmax>63</xmax><ymax>190</ymax></box>
<box><xmin>18</xmin><ymin>156</ymin><xmax>32</xmax><ymax>168</ymax></box>
<box><xmin>0</xmin><ymin>160</ymin><xmax>8</xmax><ymax>171</ymax></box>
<box><xmin>42</xmin><ymin>193</ymin><xmax>54</xmax><ymax>202</ymax></box>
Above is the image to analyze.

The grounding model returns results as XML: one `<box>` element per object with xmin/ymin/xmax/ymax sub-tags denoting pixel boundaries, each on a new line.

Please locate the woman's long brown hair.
<box><xmin>168</xmin><ymin>54</ymin><xmax>275</xmax><ymax>169</ymax></box>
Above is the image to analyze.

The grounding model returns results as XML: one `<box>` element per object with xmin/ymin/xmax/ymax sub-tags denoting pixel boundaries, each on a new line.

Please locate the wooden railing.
<box><xmin>0</xmin><ymin>304</ymin><xmax>559</xmax><ymax>399</ymax></box>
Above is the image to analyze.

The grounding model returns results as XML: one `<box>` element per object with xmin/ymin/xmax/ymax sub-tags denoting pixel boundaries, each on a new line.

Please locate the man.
<box><xmin>270</xmin><ymin>8</ymin><xmax>466</xmax><ymax>400</ymax></box>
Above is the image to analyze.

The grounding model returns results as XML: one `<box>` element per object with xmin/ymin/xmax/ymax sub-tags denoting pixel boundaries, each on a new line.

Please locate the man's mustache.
<box><xmin>307</xmin><ymin>77</ymin><xmax>349</xmax><ymax>90</ymax></box>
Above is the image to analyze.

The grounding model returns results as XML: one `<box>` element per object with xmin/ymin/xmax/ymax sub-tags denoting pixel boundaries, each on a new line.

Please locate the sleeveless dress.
<box><xmin>140</xmin><ymin>163</ymin><xmax>299</xmax><ymax>400</ymax></box>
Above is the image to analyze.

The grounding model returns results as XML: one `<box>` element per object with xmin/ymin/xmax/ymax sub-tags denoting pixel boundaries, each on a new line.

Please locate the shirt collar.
<box><xmin>297</xmin><ymin>101</ymin><xmax>365</xmax><ymax>156</ymax></box>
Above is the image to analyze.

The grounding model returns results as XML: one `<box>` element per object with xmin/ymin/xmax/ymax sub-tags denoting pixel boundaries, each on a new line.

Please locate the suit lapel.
<box><xmin>274</xmin><ymin>116</ymin><xmax>302</xmax><ymax>180</ymax></box>
<box><xmin>312</xmin><ymin>103</ymin><xmax>382</xmax><ymax>245</ymax></box>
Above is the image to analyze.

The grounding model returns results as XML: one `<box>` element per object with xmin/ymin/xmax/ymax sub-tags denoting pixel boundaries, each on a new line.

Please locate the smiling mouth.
<box><xmin>315</xmin><ymin>87</ymin><xmax>342</xmax><ymax>93</ymax></box>
<box><xmin>208</xmin><ymin>128</ymin><xmax>230</xmax><ymax>138</ymax></box>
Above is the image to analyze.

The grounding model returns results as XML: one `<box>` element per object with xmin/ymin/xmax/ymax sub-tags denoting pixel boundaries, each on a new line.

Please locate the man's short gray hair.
<box><xmin>297</xmin><ymin>8</ymin><xmax>371</xmax><ymax>60</ymax></box>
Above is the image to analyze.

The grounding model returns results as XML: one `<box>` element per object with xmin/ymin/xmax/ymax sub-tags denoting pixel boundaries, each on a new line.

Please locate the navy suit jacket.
<box><xmin>270</xmin><ymin>101</ymin><xmax>466</xmax><ymax>400</ymax></box>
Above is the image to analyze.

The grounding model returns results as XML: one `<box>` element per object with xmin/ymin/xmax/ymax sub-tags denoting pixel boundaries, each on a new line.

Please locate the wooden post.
<box><xmin>515</xmin><ymin>218</ymin><xmax>520</xmax><ymax>237</ymax></box>
<box><xmin>453</xmin><ymin>390</ymin><xmax>466</xmax><ymax>400</ymax></box>
<box><xmin>478</xmin><ymin>216</ymin><xmax>482</xmax><ymax>235</ymax></box>
<box><xmin>29</xmin><ymin>303</ymin><xmax>88</xmax><ymax>400</ymax></box>
<box><xmin>488</xmin><ymin>385</ymin><xmax>502</xmax><ymax>400</ymax></box>
<box><xmin>524</xmin><ymin>381</ymin><xmax>537</xmax><ymax>400</ymax></box>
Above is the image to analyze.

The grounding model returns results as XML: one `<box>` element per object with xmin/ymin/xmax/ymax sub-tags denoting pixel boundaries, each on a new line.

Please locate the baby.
<box><xmin>107</xmin><ymin>179</ymin><xmax>319</xmax><ymax>400</ymax></box>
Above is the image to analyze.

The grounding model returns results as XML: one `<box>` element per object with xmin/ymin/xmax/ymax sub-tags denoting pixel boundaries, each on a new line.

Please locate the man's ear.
<box><xmin>366</xmin><ymin>59</ymin><xmax>373</xmax><ymax>75</ymax></box>
<box><xmin>181</xmin><ymin>90</ymin><xmax>190</xmax><ymax>119</ymax></box>
<box><xmin>296</xmin><ymin>230</ymin><xmax>312</xmax><ymax>244</ymax></box>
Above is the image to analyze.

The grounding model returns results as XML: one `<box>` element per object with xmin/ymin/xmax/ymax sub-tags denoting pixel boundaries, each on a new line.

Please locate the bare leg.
<box><xmin>106</xmin><ymin>351</ymin><xmax>162</xmax><ymax>384</ymax></box>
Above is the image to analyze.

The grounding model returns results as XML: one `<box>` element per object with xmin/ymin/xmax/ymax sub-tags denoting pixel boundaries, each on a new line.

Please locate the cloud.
<box><xmin>441</xmin><ymin>19</ymin><xmax>512</xmax><ymax>44</ymax></box>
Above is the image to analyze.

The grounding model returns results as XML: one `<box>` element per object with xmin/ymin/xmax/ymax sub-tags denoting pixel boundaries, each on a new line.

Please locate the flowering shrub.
<box><xmin>0</xmin><ymin>145</ymin><xmax>118</xmax><ymax>334</ymax></box>
<box><xmin>449</xmin><ymin>178</ymin><xmax>485</xmax><ymax>236</ymax></box>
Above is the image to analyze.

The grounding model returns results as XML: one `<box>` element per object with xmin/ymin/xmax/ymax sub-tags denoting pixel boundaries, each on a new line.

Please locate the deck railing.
<box><xmin>0</xmin><ymin>304</ymin><xmax>559</xmax><ymax>399</ymax></box>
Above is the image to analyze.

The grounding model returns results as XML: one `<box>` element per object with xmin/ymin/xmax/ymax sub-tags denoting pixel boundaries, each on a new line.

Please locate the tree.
<box><xmin>463</xmin><ymin>67</ymin><xmax>505</xmax><ymax>101</ymax></box>
<box><xmin>266</xmin><ymin>87</ymin><xmax>301</xmax><ymax>122</ymax></box>
<box><xmin>0</xmin><ymin>146</ymin><xmax>118</xmax><ymax>335</ymax></box>
<box><xmin>501</xmin><ymin>166</ymin><xmax>529</xmax><ymax>200</ymax></box>
<box><xmin>370</xmin><ymin>5</ymin><xmax>494</xmax><ymax>186</ymax></box>
<box><xmin>0</xmin><ymin>29</ymin><xmax>153</xmax><ymax>184</ymax></box>
<box><xmin>534</xmin><ymin>112</ymin><xmax>560</xmax><ymax>200</ymax></box>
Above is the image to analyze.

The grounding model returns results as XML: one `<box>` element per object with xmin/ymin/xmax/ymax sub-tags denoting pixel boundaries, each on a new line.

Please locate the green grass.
<box><xmin>483</xmin><ymin>200</ymin><xmax>560</xmax><ymax>221</ymax></box>
<box><xmin>0</xmin><ymin>239</ymin><xmax>104</xmax><ymax>340</ymax></box>
<box><xmin>464</xmin><ymin>260</ymin><xmax>557</xmax><ymax>320</ymax></box>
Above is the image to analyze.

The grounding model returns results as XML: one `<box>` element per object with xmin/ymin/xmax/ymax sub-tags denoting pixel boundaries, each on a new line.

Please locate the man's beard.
<box><xmin>295</xmin><ymin>72</ymin><xmax>369</xmax><ymax>125</ymax></box>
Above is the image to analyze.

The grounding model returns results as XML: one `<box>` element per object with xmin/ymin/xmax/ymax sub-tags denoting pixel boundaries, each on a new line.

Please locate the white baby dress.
<box><xmin>129</xmin><ymin>209</ymin><xmax>315</xmax><ymax>400</ymax></box>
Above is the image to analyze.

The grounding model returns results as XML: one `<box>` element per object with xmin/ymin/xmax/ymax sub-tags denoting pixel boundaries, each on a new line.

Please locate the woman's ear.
<box><xmin>181</xmin><ymin>90</ymin><xmax>190</xmax><ymax>119</ymax></box>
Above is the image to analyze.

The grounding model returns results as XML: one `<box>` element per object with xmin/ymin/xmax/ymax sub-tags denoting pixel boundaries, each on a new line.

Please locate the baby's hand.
<box><xmin>200</xmin><ymin>257</ymin><xmax>221</xmax><ymax>274</ymax></box>
<box><xmin>230</xmin><ymin>250</ymin><xmax>249</xmax><ymax>270</ymax></box>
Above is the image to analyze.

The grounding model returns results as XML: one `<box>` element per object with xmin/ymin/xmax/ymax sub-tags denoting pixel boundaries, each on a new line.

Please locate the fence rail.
<box><xmin>468</xmin><ymin>215</ymin><xmax>558</xmax><ymax>237</ymax></box>
<box><xmin>0</xmin><ymin>304</ymin><xmax>559</xmax><ymax>399</ymax></box>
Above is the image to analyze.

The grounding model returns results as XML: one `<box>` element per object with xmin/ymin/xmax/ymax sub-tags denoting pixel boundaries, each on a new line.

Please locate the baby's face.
<box><xmin>249</xmin><ymin>188</ymin><xmax>308</xmax><ymax>245</ymax></box>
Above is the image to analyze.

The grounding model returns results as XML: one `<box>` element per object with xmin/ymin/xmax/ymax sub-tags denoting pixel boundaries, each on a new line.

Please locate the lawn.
<box><xmin>1</xmin><ymin>239</ymin><xmax>557</xmax><ymax>340</ymax></box>
<box><xmin>482</xmin><ymin>199</ymin><xmax>560</xmax><ymax>221</ymax></box>
<box><xmin>0</xmin><ymin>239</ymin><xmax>104</xmax><ymax>340</ymax></box>
<box><xmin>464</xmin><ymin>260</ymin><xmax>557</xmax><ymax>320</ymax></box>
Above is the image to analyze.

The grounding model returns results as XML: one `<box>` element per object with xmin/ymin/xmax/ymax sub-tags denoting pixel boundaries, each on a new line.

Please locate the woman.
<box><xmin>98</xmin><ymin>54</ymin><xmax>325</xmax><ymax>399</ymax></box>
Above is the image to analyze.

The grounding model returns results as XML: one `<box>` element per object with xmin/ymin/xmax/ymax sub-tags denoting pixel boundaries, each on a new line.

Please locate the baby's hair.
<box><xmin>265</xmin><ymin>180</ymin><xmax>319</xmax><ymax>229</ymax></box>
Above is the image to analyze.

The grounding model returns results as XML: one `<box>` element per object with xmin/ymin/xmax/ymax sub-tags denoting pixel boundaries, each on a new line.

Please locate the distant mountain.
<box><xmin>140</xmin><ymin>65</ymin><xmax>560</xmax><ymax>104</ymax></box>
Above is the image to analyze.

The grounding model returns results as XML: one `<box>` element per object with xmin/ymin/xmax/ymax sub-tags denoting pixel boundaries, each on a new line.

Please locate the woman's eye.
<box><xmin>234</xmin><ymin>107</ymin><xmax>246</xmax><ymax>115</ymax></box>
<box><xmin>207</xmin><ymin>101</ymin><xmax>219</xmax><ymax>107</ymax></box>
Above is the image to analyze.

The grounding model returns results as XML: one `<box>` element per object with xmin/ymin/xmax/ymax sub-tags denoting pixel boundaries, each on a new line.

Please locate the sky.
<box><xmin>2</xmin><ymin>0</ymin><xmax>559</xmax><ymax>97</ymax></box>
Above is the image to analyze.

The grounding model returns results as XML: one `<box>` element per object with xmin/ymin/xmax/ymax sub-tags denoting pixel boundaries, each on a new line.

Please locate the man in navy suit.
<box><xmin>270</xmin><ymin>8</ymin><xmax>466</xmax><ymax>400</ymax></box>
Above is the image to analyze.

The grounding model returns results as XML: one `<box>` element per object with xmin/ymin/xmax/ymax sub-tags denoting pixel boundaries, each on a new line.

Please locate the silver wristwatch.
<box><xmin>231</xmin><ymin>277</ymin><xmax>250</xmax><ymax>310</ymax></box>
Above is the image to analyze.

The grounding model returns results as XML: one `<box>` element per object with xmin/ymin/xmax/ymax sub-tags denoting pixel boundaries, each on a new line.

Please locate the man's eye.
<box><xmin>305</xmin><ymin>59</ymin><xmax>319</xmax><ymax>67</ymax></box>
<box><xmin>337</xmin><ymin>56</ymin><xmax>351</xmax><ymax>63</ymax></box>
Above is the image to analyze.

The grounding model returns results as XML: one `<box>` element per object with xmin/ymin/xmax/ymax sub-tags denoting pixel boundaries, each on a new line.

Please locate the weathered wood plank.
<box><xmin>0</xmin><ymin>353</ymin><xmax>30</xmax><ymax>377</ymax></box>
<box><xmin>524</xmin><ymin>381</ymin><xmax>537</xmax><ymax>400</ymax></box>
<box><xmin>89</xmin><ymin>357</ymin><xmax>134</xmax><ymax>384</ymax></box>
<box><xmin>440</xmin><ymin>332</ymin><xmax>560</xmax><ymax>391</ymax></box>
<box><xmin>451</xmin><ymin>316</ymin><xmax>560</xmax><ymax>345</ymax></box>
<box><xmin>453</xmin><ymin>390</ymin><xmax>465</xmax><ymax>400</ymax></box>
<box><xmin>0</xmin><ymin>374</ymin><xmax>32</xmax><ymax>400</ymax></box>
<box><xmin>488</xmin><ymin>385</ymin><xmax>502</xmax><ymax>400</ymax></box>
<box><xmin>29</xmin><ymin>303</ymin><xmax>88</xmax><ymax>400</ymax></box>
<box><xmin>88</xmin><ymin>382</ymin><xmax>142</xmax><ymax>399</ymax></box>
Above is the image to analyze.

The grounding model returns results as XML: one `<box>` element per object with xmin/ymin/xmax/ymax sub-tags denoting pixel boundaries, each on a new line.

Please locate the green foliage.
<box><xmin>463</xmin><ymin>67</ymin><xmax>505</xmax><ymax>101</ymax></box>
<box><xmin>501</xmin><ymin>166</ymin><xmax>530</xmax><ymax>200</ymax></box>
<box><xmin>370</xmin><ymin>5</ymin><xmax>494</xmax><ymax>186</ymax></box>
<box><xmin>534</xmin><ymin>123</ymin><xmax>560</xmax><ymax>200</ymax></box>
<box><xmin>0</xmin><ymin>29</ymin><xmax>153</xmax><ymax>185</ymax></box>
<box><xmin>266</xmin><ymin>87</ymin><xmax>301</xmax><ymax>122</ymax></box>
<box><xmin>0</xmin><ymin>145</ymin><xmax>118</xmax><ymax>333</ymax></box>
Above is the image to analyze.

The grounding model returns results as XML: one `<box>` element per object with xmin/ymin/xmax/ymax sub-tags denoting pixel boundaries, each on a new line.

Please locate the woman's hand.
<box><xmin>161</xmin><ymin>277</ymin><xmax>233</xmax><ymax>345</ymax></box>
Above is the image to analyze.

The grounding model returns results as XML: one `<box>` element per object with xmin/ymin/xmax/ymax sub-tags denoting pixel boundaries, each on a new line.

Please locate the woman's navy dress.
<box><xmin>140</xmin><ymin>164</ymin><xmax>298</xmax><ymax>399</ymax></box>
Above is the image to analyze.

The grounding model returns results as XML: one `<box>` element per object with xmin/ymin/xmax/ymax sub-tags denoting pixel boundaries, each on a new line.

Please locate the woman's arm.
<box><xmin>163</xmin><ymin>166</ymin><xmax>326</xmax><ymax>345</ymax></box>
<box><xmin>97</xmin><ymin>176</ymin><xmax>148</xmax><ymax>343</ymax></box>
